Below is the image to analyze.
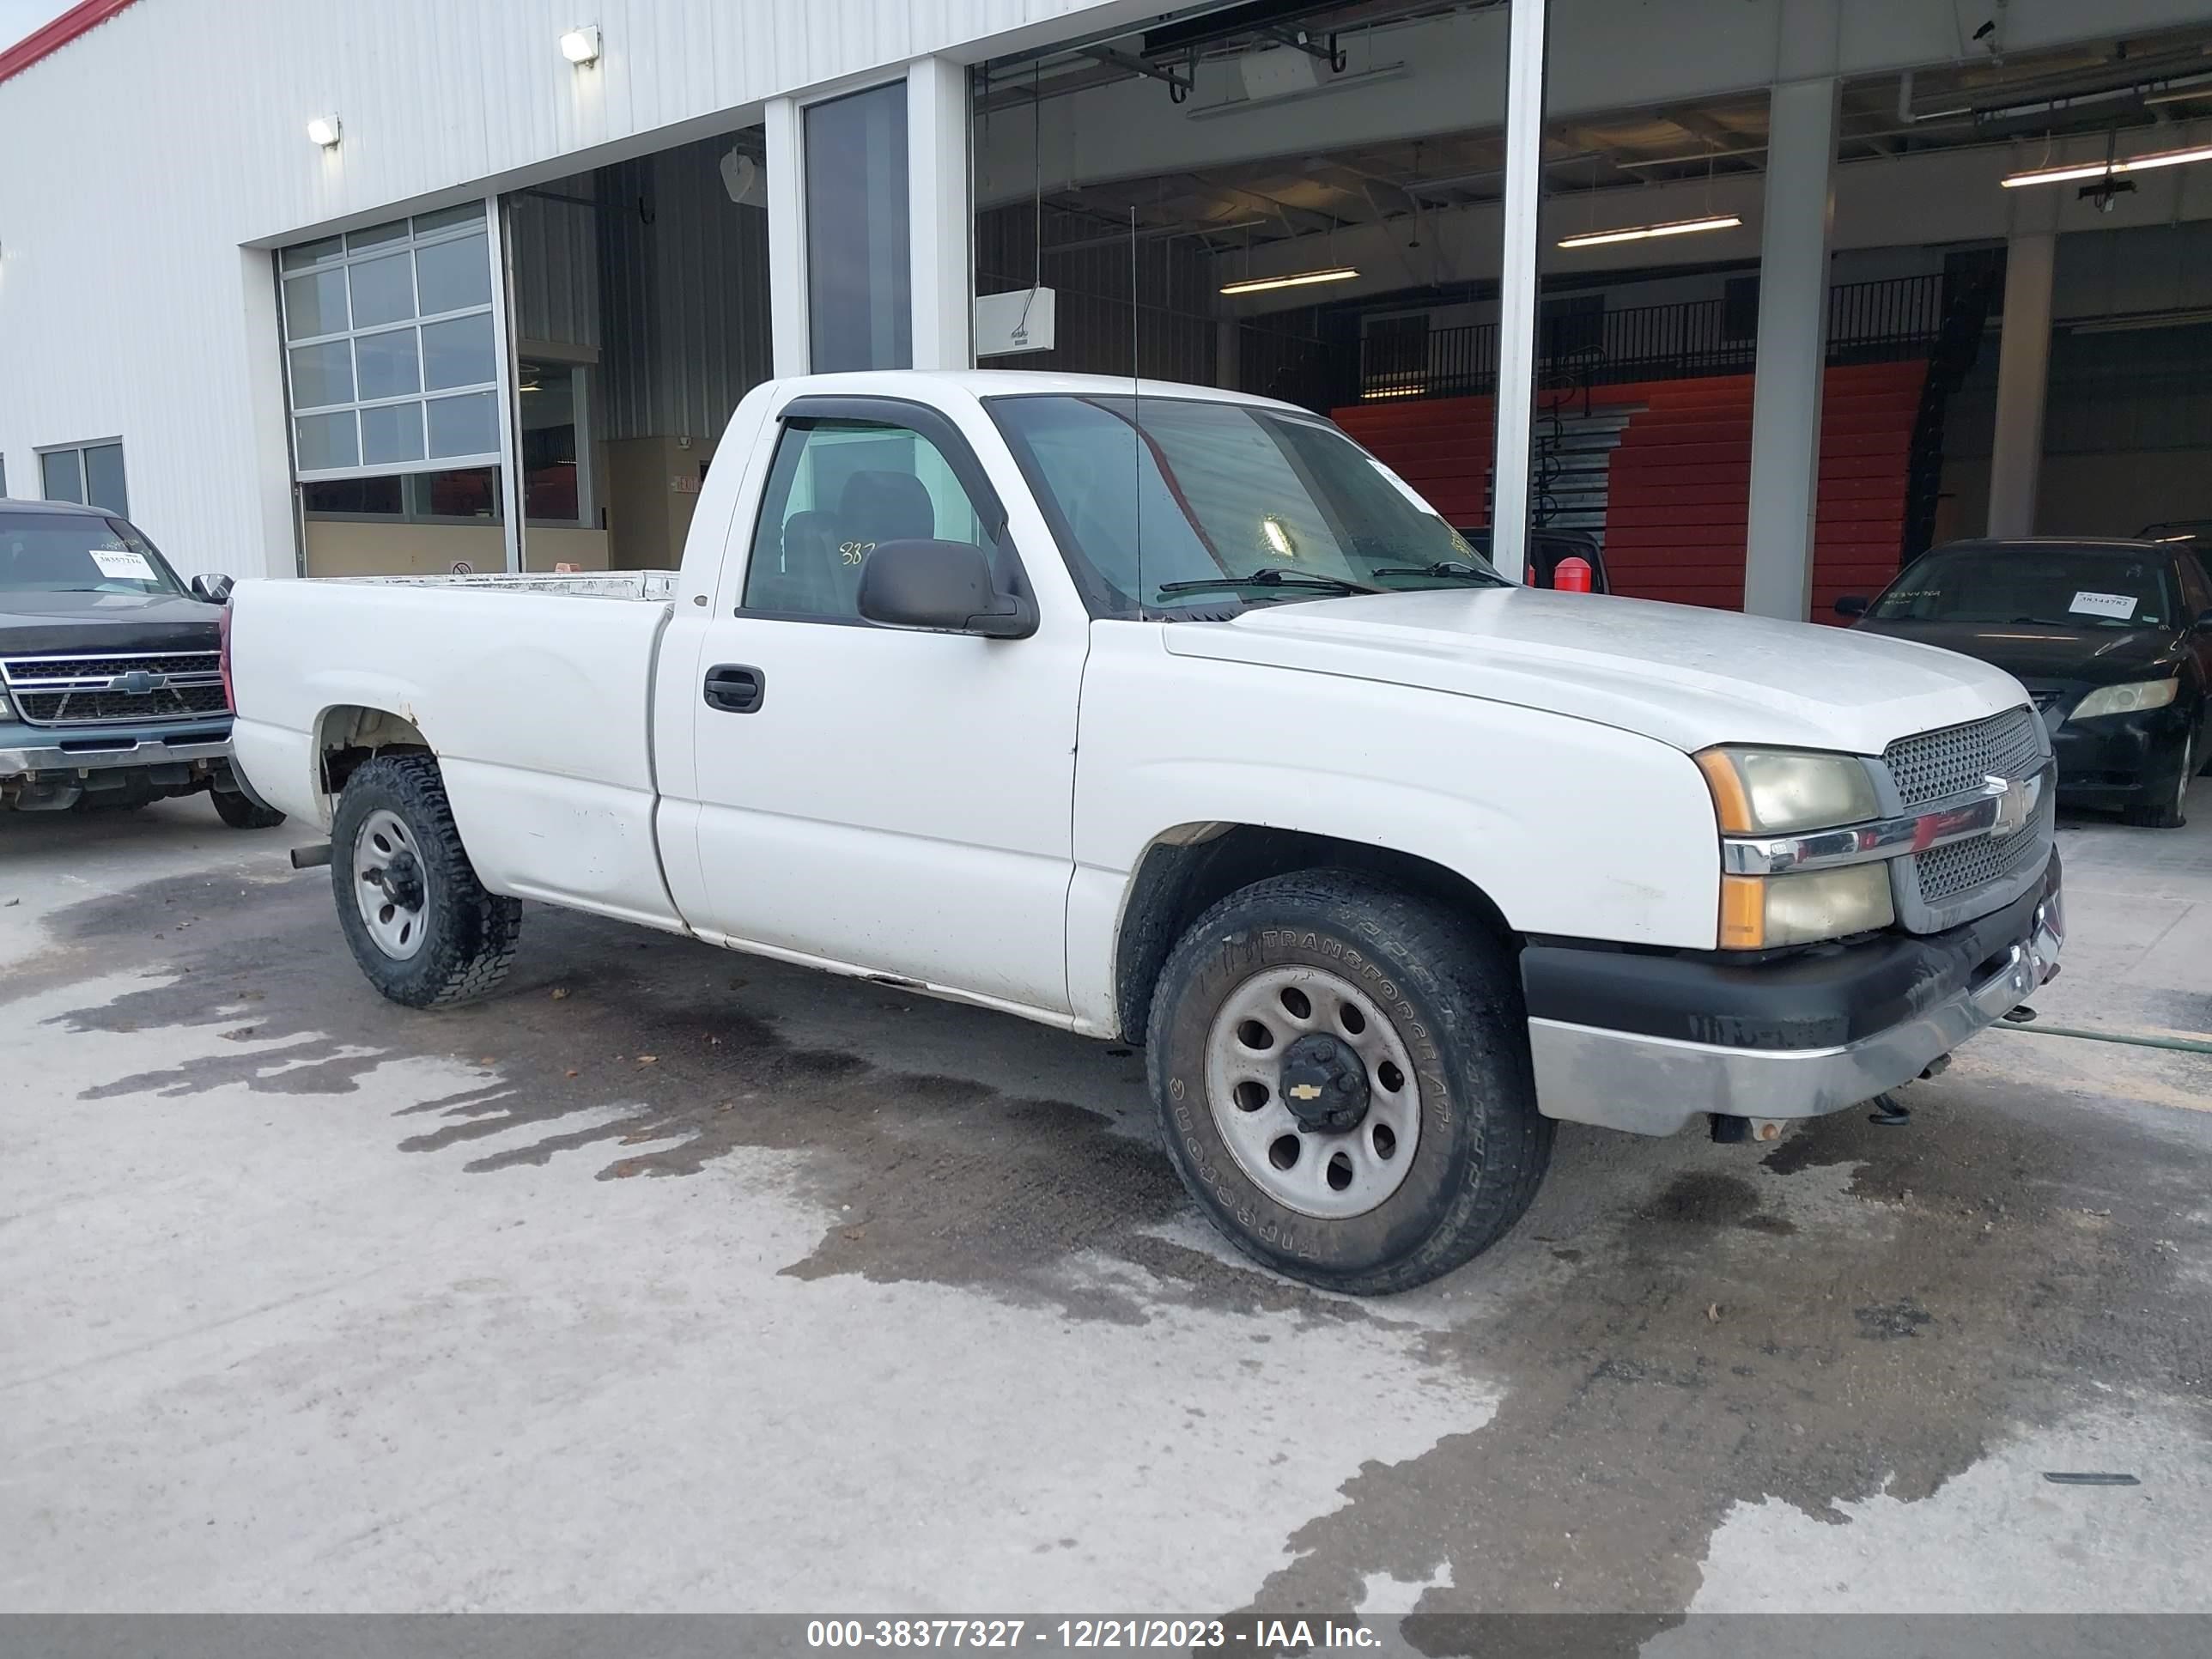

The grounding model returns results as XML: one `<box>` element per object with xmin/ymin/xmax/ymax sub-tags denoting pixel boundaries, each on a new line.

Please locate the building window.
<box><xmin>39</xmin><ymin>441</ymin><xmax>128</xmax><ymax>515</ymax></box>
<box><xmin>279</xmin><ymin>206</ymin><xmax>501</xmax><ymax>478</ymax></box>
<box><xmin>805</xmin><ymin>82</ymin><xmax>912</xmax><ymax>373</ymax></box>
<box><xmin>301</xmin><ymin>467</ymin><xmax>502</xmax><ymax>524</ymax></box>
<box><xmin>1540</xmin><ymin>294</ymin><xmax>1606</xmax><ymax>360</ymax></box>
<box><xmin>1723</xmin><ymin>276</ymin><xmax>1762</xmax><ymax>342</ymax></box>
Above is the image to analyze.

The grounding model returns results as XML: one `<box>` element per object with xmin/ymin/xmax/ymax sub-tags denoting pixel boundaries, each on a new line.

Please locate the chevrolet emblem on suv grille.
<box><xmin>106</xmin><ymin>671</ymin><xmax>167</xmax><ymax>696</ymax></box>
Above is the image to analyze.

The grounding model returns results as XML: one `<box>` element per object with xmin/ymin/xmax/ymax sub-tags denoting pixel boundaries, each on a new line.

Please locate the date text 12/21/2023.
<box><xmin>805</xmin><ymin>1619</ymin><xmax>1383</xmax><ymax>1650</ymax></box>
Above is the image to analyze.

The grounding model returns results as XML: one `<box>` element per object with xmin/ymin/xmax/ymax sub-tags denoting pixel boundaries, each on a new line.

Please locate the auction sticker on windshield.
<box><xmin>89</xmin><ymin>549</ymin><xmax>158</xmax><ymax>583</ymax></box>
<box><xmin>2069</xmin><ymin>590</ymin><xmax>2138</xmax><ymax>621</ymax></box>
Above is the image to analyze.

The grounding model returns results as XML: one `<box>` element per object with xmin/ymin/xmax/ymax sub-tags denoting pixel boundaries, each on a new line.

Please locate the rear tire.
<box><xmin>2123</xmin><ymin>725</ymin><xmax>2195</xmax><ymax>830</ymax></box>
<box><xmin>331</xmin><ymin>754</ymin><xmax>520</xmax><ymax>1007</ymax></box>
<box><xmin>211</xmin><ymin>787</ymin><xmax>287</xmax><ymax>830</ymax></box>
<box><xmin>1146</xmin><ymin>869</ymin><xmax>1552</xmax><ymax>1295</ymax></box>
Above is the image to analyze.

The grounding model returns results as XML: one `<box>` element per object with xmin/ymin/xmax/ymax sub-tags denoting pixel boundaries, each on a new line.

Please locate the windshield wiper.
<box><xmin>1369</xmin><ymin>560</ymin><xmax>1510</xmax><ymax>586</ymax></box>
<box><xmin>1157</xmin><ymin>568</ymin><xmax>1380</xmax><ymax>599</ymax></box>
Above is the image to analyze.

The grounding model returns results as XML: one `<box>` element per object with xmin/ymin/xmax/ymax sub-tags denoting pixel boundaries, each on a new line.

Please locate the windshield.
<box><xmin>987</xmin><ymin>394</ymin><xmax>1499</xmax><ymax>615</ymax></box>
<box><xmin>0</xmin><ymin>513</ymin><xmax>187</xmax><ymax>598</ymax></box>
<box><xmin>1871</xmin><ymin>544</ymin><xmax>2177</xmax><ymax>629</ymax></box>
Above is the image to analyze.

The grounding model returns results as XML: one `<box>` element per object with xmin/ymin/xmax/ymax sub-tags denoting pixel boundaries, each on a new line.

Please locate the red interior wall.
<box><xmin>1334</xmin><ymin>360</ymin><xmax>1928</xmax><ymax>620</ymax></box>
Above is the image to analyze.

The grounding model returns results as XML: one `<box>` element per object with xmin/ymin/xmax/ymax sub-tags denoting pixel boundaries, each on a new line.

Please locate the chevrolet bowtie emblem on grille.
<box><xmin>106</xmin><ymin>671</ymin><xmax>167</xmax><ymax>696</ymax></box>
<box><xmin>1986</xmin><ymin>772</ymin><xmax>2038</xmax><ymax>838</ymax></box>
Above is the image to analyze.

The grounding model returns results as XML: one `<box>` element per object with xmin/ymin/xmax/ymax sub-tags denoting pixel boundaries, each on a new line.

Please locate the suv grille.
<box><xmin>1883</xmin><ymin>705</ymin><xmax>2045</xmax><ymax>808</ymax></box>
<box><xmin>0</xmin><ymin>651</ymin><xmax>227</xmax><ymax>728</ymax></box>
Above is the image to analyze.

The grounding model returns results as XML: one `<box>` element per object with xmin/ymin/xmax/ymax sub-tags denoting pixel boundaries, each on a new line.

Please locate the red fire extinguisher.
<box><xmin>1554</xmin><ymin>556</ymin><xmax>1595</xmax><ymax>593</ymax></box>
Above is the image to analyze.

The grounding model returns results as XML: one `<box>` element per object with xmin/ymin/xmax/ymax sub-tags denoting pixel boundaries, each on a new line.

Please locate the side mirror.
<box><xmin>1833</xmin><ymin>594</ymin><xmax>1869</xmax><ymax>618</ymax></box>
<box><xmin>191</xmin><ymin>573</ymin><xmax>236</xmax><ymax>605</ymax></box>
<box><xmin>857</xmin><ymin>539</ymin><xmax>1036</xmax><ymax>639</ymax></box>
<box><xmin>2194</xmin><ymin>607</ymin><xmax>2212</xmax><ymax>634</ymax></box>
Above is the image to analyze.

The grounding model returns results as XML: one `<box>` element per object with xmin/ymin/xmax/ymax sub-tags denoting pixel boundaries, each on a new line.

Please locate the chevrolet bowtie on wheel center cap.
<box><xmin>1202</xmin><ymin>963</ymin><xmax>1424</xmax><ymax>1220</ymax></box>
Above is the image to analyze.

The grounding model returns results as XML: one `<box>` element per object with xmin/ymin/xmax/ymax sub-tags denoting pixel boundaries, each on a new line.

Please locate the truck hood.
<box><xmin>1163</xmin><ymin>588</ymin><xmax>2031</xmax><ymax>755</ymax></box>
<box><xmin>0</xmin><ymin>591</ymin><xmax>223</xmax><ymax>658</ymax></box>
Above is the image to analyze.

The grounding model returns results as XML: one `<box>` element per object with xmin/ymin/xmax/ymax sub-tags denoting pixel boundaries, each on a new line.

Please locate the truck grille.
<box><xmin>1882</xmin><ymin>705</ymin><xmax>2053</xmax><ymax>932</ymax></box>
<box><xmin>0</xmin><ymin>651</ymin><xmax>228</xmax><ymax>728</ymax></box>
<box><xmin>1912</xmin><ymin>788</ymin><xmax>2055</xmax><ymax>902</ymax></box>
<box><xmin>1882</xmin><ymin>705</ymin><xmax>2045</xmax><ymax>808</ymax></box>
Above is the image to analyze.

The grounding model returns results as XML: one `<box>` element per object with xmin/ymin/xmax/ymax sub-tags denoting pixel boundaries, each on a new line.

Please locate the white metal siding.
<box><xmin>0</xmin><ymin>0</ymin><xmax>1148</xmax><ymax>577</ymax></box>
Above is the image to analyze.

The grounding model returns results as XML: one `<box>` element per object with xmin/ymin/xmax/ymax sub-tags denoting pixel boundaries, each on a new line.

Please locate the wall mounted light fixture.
<box><xmin>559</xmin><ymin>26</ymin><xmax>602</xmax><ymax>65</ymax></box>
<box><xmin>305</xmin><ymin>115</ymin><xmax>342</xmax><ymax>149</ymax></box>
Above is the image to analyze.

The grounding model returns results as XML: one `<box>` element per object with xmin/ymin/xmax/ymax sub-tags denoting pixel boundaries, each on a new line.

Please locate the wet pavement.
<box><xmin>3</xmin><ymin>789</ymin><xmax>2209</xmax><ymax>1626</ymax></box>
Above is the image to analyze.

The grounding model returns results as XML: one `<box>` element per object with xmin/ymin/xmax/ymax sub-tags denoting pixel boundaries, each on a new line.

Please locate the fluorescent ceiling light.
<box><xmin>1219</xmin><ymin>266</ymin><xmax>1359</xmax><ymax>295</ymax></box>
<box><xmin>2002</xmin><ymin>143</ymin><xmax>2212</xmax><ymax>187</ymax></box>
<box><xmin>305</xmin><ymin>115</ymin><xmax>342</xmax><ymax>149</ymax></box>
<box><xmin>559</xmin><ymin>25</ymin><xmax>602</xmax><ymax>65</ymax></box>
<box><xmin>1558</xmin><ymin>214</ymin><xmax>1741</xmax><ymax>249</ymax></box>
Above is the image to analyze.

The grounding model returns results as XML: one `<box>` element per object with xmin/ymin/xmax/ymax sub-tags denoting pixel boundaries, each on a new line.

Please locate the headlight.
<box><xmin>1695</xmin><ymin>746</ymin><xmax>1880</xmax><ymax>834</ymax></box>
<box><xmin>2069</xmin><ymin>678</ymin><xmax>2179</xmax><ymax>721</ymax></box>
<box><xmin>1720</xmin><ymin>865</ymin><xmax>1895</xmax><ymax>950</ymax></box>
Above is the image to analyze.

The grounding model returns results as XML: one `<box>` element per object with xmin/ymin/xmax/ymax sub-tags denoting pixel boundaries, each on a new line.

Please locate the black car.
<box><xmin>0</xmin><ymin>498</ymin><xmax>281</xmax><ymax>823</ymax></box>
<box><xmin>1838</xmin><ymin>538</ymin><xmax>2212</xmax><ymax>829</ymax></box>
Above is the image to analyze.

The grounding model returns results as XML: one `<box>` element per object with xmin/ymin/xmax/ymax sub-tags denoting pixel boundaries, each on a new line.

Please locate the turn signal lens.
<box><xmin>1695</xmin><ymin>746</ymin><xmax>1880</xmax><ymax>835</ymax></box>
<box><xmin>1719</xmin><ymin>865</ymin><xmax>1895</xmax><ymax>951</ymax></box>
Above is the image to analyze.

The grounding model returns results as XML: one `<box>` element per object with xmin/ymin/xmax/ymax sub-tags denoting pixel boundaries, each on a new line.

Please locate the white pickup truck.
<box><xmin>232</xmin><ymin>370</ymin><xmax>2063</xmax><ymax>1293</ymax></box>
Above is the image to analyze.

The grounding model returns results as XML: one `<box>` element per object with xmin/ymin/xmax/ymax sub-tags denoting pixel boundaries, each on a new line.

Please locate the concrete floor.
<box><xmin>2</xmin><ymin>784</ymin><xmax>2209</xmax><ymax>1625</ymax></box>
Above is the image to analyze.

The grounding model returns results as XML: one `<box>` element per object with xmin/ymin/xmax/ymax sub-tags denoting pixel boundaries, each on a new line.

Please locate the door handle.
<box><xmin>703</xmin><ymin>664</ymin><xmax>765</xmax><ymax>714</ymax></box>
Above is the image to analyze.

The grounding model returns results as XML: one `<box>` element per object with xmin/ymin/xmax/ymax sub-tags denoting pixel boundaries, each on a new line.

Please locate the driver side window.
<box><xmin>741</xmin><ymin>418</ymin><xmax>990</xmax><ymax>620</ymax></box>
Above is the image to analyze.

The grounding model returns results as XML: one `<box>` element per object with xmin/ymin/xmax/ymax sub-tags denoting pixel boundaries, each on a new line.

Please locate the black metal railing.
<box><xmin>1352</xmin><ymin>275</ymin><xmax>1945</xmax><ymax>404</ymax></box>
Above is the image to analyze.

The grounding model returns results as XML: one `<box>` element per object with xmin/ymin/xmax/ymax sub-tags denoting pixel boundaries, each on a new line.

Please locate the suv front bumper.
<box><xmin>1</xmin><ymin>720</ymin><xmax>234</xmax><ymax>777</ymax></box>
<box><xmin>1522</xmin><ymin>851</ymin><xmax>2063</xmax><ymax>1137</ymax></box>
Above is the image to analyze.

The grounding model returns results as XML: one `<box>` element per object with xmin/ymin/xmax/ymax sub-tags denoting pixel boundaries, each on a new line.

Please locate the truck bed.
<box><xmin>350</xmin><ymin>570</ymin><xmax>680</xmax><ymax>602</ymax></box>
<box><xmin>229</xmin><ymin>574</ymin><xmax>688</xmax><ymax>930</ymax></box>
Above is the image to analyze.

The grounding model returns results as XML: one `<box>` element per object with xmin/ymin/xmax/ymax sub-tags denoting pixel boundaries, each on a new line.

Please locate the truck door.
<box><xmin>681</xmin><ymin>394</ymin><xmax>1085</xmax><ymax>1016</ymax></box>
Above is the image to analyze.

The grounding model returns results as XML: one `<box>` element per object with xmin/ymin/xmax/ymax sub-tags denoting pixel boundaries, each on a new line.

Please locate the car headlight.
<box><xmin>1697</xmin><ymin>746</ymin><xmax>1890</xmax><ymax>949</ymax></box>
<box><xmin>1719</xmin><ymin>864</ymin><xmax>1894</xmax><ymax>950</ymax></box>
<box><xmin>1694</xmin><ymin>747</ymin><xmax>1881</xmax><ymax>834</ymax></box>
<box><xmin>2069</xmin><ymin>678</ymin><xmax>2179</xmax><ymax>721</ymax></box>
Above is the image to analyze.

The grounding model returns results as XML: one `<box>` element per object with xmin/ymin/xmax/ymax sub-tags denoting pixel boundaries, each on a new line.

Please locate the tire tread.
<box><xmin>1148</xmin><ymin>867</ymin><xmax>1552</xmax><ymax>1295</ymax></box>
<box><xmin>331</xmin><ymin>754</ymin><xmax>520</xmax><ymax>1007</ymax></box>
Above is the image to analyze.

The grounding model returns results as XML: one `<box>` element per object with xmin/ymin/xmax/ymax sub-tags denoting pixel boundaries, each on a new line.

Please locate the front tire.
<box><xmin>331</xmin><ymin>754</ymin><xmax>520</xmax><ymax>1007</ymax></box>
<box><xmin>2123</xmin><ymin>724</ymin><xmax>2195</xmax><ymax>830</ymax></box>
<box><xmin>1147</xmin><ymin>870</ymin><xmax>1552</xmax><ymax>1295</ymax></box>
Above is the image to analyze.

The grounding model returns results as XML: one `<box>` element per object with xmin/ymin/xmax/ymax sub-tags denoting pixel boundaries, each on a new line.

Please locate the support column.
<box><xmin>1488</xmin><ymin>0</ymin><xmax>1549</xmax><ymax>585</ymax></box>
<box><xmin>1742</xmin><ymin>76</ymin><xmax>1839</xmax><ymax>621</ymax></box>
<box><xmin>1987</xmin><ymin>230</ymin><xmax>2056</xmax><ymax>539</ymax></box>
<box><xmin>908</xmin><ymin>58</ymin><xmax>973</xmax><ymax>371</ymax></box>
<box><xmin>486</xmin><ymin>192</ymin><xmax>526</xmax><ymax>574</ymax></box>
<box><xmin>1215</xmin><ymin>317</ymin><xmax>1242</xmax><ymax>392</ymax></box>
<box><xmin>764</xmin><ymin>96</ymin><xmax>810</xmax><ymax>378</ymax></box>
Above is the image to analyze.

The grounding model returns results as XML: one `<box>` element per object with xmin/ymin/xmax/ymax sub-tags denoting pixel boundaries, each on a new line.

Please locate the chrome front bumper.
<box><xmin>1528</xmin><ymin>894</ymin><xmax>2063</xmax><ymax>1139</ymax></box>
<box><xmin>0</xmin><ymin>727</ymin><xmax>233</xmax><ymax>777</ymax></box>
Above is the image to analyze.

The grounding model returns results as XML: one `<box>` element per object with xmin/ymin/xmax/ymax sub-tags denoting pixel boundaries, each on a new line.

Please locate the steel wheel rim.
<box><xmin>352</xmin><ymin>808</ymin><xmax>430</xmax><ymax>961</ymax></box>
<box><xmin>1203</xmin><ymin>964</ymin><xmax>1422</xmax><ymax>1219</ymax></box>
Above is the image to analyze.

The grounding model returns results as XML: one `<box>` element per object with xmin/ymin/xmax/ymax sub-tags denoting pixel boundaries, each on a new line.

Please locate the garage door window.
<box><xmin>280</xmin><ymin>207</ymin><xmax>501</xmax><ymax>477</ymax></box>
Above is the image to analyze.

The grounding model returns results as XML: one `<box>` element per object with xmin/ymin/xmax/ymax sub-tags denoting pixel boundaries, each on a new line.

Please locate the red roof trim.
<box><xmin>0</xmin><ymin>0</ymin><xmax>143</xmax><ymax>85</ymax></box>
